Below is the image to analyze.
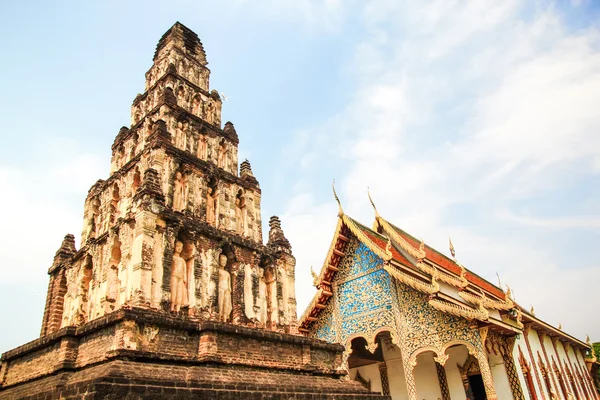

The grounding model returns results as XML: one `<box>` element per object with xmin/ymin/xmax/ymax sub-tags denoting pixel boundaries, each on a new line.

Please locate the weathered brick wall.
<box><xmin>2</xmin><ymin>342</ymin><xmax>60</xmax><ymax>387</ymax></box>
<box><xmin>75</xmin><ymin>325</ymin><xmax>116</xmax><ymax>367</ymax></box>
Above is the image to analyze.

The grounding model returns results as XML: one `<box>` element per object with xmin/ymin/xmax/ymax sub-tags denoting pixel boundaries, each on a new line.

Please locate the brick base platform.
<box><xmin>0</xmin><ymin>309</ymin><xmax>388</xmax><ymax>399</ymax></box>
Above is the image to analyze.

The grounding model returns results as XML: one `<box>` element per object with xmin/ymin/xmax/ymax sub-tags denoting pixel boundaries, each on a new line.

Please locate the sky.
<box><xmin>1</xmin><ymin>0</ymin><xmax>599</xmax><ymax>353</ymax></box>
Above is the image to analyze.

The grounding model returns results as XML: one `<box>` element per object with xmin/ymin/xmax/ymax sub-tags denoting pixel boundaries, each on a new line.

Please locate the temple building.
<box><xmin>0</xmin><ymin>23</ymin><xmax>384</xmax><ymax>399</ymax></box>
<box><xmin>299</xmin><ymin>190</ymin><xmax>599</xmax><ymax>400</ymax></box>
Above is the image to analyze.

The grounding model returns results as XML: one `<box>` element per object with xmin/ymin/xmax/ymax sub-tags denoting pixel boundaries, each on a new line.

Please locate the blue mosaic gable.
<box><xmin>338</xmin><ymin>242</ymin><xmax>394</xmax><ymax>339</ymax></box>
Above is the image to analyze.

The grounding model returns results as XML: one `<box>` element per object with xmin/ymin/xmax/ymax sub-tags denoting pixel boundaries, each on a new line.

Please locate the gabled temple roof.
<box><xmin>299</xmin><ymin>198</ymin><xmax>592</xmax><ymax>351</ymax></box>
<box><xmin>377</xmin><ymin>219</ymin><xmax>505</xmax><ymax>300</ymax></box>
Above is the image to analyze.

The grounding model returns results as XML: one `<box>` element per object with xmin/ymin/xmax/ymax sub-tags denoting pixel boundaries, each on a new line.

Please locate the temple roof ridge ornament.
<box><xmin>367</xmin><ymin>188</ymin><xmax>426</xmax><ymax>261</ymax></box>
<box><xmin>332</xmin><ymin>179</ymin><xmax>344</xmax><ymax>217</ymax></box>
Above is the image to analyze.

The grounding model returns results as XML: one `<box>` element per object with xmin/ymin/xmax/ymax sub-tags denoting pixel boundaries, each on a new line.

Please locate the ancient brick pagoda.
<box><xmin>0</xmin><ymin>22</ymin><xmax>386</xmax><ymax>399</ymax></box>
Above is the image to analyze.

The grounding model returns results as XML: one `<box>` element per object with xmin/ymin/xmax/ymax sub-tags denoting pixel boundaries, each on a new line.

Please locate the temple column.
<box><xmin>476</xmin><ymin>350</ymin><xmax>499</xmax><ymax>400</ymax></box>
<box><xmin>502</xmin><ymin>337</ymin><xmax>526</xmax><ymax>400</ymax></box>
<box><xmin>435</xmin><ymin>361</ymin><xmax>451</xmax><ymax>400</ymax></box>
<box><xmin>378</xmin><ymin>361</ymin><xmax>391</xmax><ymax>396</ymax></box>
<box><xmin>401</xmin><ymin>355</ymin><xmax>418</xmax><ymax>400</ymax></box>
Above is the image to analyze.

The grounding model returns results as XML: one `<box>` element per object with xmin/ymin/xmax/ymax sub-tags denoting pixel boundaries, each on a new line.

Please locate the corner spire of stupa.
<box><xmin>267</xmin><ymin>216</ymin><xmax>291</xmax><ymax>254</ymax></box>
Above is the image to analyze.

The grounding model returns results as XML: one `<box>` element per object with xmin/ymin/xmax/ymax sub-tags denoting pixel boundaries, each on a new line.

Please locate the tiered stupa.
<box><xmin>0</xmin><ymin>22</ymin><xmax>386</xmax><ymax>399</ymax></box>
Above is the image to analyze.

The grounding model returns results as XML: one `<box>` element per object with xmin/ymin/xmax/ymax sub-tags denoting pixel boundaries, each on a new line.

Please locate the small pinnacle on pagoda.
<box><xmin>240</xmin><ymin>159</ymin><xmax>253</xmax><ymax>177</ymax></box>
<box><xmin>267</xmin><ymin>216</ymin><xmax>292</xmax><ymax>253</ymax></box>
<box><xmin>51</xmin><ymin>234</ymin><xmax>77</xmax><ymax>269</ymax></box>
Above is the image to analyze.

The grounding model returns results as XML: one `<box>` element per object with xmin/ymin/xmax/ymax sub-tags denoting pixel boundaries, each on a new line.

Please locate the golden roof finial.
<box><xmin>367</xmin><ymin>187</ymin><xmax>381</xmax><ymax>219</ymax></box>
<box><xmin>530</xmin><ymin>305</ymin><xmax>535</xmax><ymax>316</ymax></box>
<box><xmin>586</xmin><ymin>335</ymin><xmax>591</xmax><ymax>345</ymax></box>
<box><xmin>419</xmin><ymin>238</ymin><xmax>425</xmax><ymax>253</ymax></box>
<box><xmin>332</xmin><ymin>179</ymin><xmax>344</xmax><ymax>217</ymax></box>
<box><xmin>558</xmin><ymin>323</ymin><xmax>562</xmax><ymax>330</ymax></box>
<box><xmin>310</xmin><ymin>266</ymin><xmax>319</xmax><ymax>287</ymax></box>
<box><xmin>506</xmin><ymin>285</ymin><xmax>513</xmax><ymax>300</ymax></box>
<box><xmin>449</xmin><ymin>237</ymin><xmax>456</xmax><ymax>259</ymax></box>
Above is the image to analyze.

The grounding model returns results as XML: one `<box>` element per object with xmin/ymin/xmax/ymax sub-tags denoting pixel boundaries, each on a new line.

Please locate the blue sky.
<box><xmin>1</xmin><ymin>0</ymin><xmax>599</xmax><ymax>353</ymax></box>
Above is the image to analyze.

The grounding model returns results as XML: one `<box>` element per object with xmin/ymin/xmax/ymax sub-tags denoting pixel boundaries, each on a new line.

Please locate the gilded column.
<box><xmin>378</xmin><ymin>361</ymin><xmax>391</xmax><ymax>396</ymax></box>
<box><xmin>476</xmin><ymin>350</ymin><xmax>499</xmax><ymax>400</ymax></box>
<box><xmin>503</xmin><ymin>337</ymin><xmax>526</xmax><ymax>400</ymax></box>
<box><xmin>435</xmin><ymin>361</ymin><xmax>451</xmax><ymax>400</ymax></box>
<box><xmin>401</xmin><ymin>352</ymin><xmax>419</xmax><ymax>400</ymax></box>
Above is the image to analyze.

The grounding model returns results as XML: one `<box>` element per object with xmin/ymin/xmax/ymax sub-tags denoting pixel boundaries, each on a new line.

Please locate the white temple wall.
<box><xmin>513</xmin><ymin>334</ymin><xmax>544</xmax><ymax>400</ymax></box>
<box><xmin>488</xmin><ymin>350</ymin><xmax>513</xmax><ymax>400</ymax></box>
<box><xmin>445</xmin><ymin>345</ymin><xmax>469</xmax><ymax>399</ymax></box>
<box><xmin>413</xmin><ymin>352</ymin><xmax>442</xmax><ymax>400</ymax></box>
<box><xmin>382</xmin><ymin>340</ymin><xmax>408</xmax><ymax>399</ymax></box>
<box><xmin>349</xmin><ymin>363</ymin><xmax>383</xmax><ymax>394</ymax></box>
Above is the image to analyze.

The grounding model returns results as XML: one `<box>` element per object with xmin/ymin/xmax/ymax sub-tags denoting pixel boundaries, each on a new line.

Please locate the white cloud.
<box><xmin>284</xmin><ymin>0</ymin><xmax>600</xmax><ymax>341</ymax></box>
<box><xmin>0</xmin><ymin>148</ymin><xmax>104</xmax><ymax>283</ymax></box>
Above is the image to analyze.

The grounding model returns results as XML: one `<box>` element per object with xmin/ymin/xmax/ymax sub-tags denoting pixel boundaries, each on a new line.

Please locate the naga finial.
<box><xmin>530</xmin><ymin>305</ymin><xmax>535</xmax><ymax>316</ymax></box>
<box><xmin>332</xmin><ymin>179</ymin><xmax>344</xmax><ymax>217</ymax></box>
<box><xmin>449</xmin><ymin>237</ymin><xmax>456</xmax><ymax>259</ymax></box>
<box><xmin>419</xmin><ymin>238</ymin><xmax>425</xmax><ymax>253</ymax></box>
<box><xmin>506</xmin><ymin>285</ymin><xmax>513</xmax><ymax>300</ymax></box>
<box><xmin>385</xmin><ymin>237</ymin><xmax>393</xmax><ymax>259</ymax></box>
<box><xmin>558</xmin><ymin>323</ymin><xmax>562</xmax><ymax>330</ymax></box>
<box><xmin>367</xmin><ymin>187</ymin><xmax>380</xmax><ymax>218</ymax></box>
<box><xmin>310</xmin><ymin>266</ymin><xmax>319</xmax><ymax>287</ymax></box>
<box><xmin>586</xmin><ymin>335</ymin><xmax>591</xmax><ymax>345</ymax></box>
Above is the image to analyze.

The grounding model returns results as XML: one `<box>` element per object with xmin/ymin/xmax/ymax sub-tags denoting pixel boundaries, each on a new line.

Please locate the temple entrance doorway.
<box><xmin>347</xmin><ymin>331</ymin><xmax>406</xmax><ymax>398</ymax></box>
<box><xmin>467</xmin><ymin>374</ymin><xmax>487</xmax><ymax>400</ymax></box>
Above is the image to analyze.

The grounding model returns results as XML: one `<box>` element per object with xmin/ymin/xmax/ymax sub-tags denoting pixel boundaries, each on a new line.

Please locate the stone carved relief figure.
<box><xmin>277</xmin><ymin>259</ymin><xmax>289</xmax><ymax>325</ymax></box>
<box><xmin>185</xmin><ymin>243</ymin><xmax>196</xmax><ymax>309</ymax></box>
<box><xmin>197</xmin><ymin>135</ymin><xmax>207</xmax><ymax>160</ymax></box>
<box><xmin>258</xmin><ymin>268</ymin><xmax>268</xmax><ymax>325</ymax></box>
<box><xmin>217</xmin><ymin>254</ymin><xmax>232</xmax><ymax>322</ymax></box>
<box><xmin>243</xmin><ymin>264</ymin><xmax>255</xmax><ymax>320</ymax></box>
<box><xmin>175</xmin><ymin>122</ymin><xmax>185</xmax><ymax>149</ymax></box>
<box><xmin>205</xmin><ymin>100</ymin><xmax>214</xmax><ymax>124</ymax></box>
<box><xmin>170</xmin><ymin>241</ymin><xmax>187</xmax><ymax>312</ymax></box>
<box><xmin>192</xmin><ymin>96</ymin><xmax>201</xmax><ymax>116</ymax></box>
<box><xmin>217</xmin><ymin>140</ymin><xmax>227</xmax><ymax>169</ymax></box>
<box><xmin>265</xmin><ymin>267</ymin><xmax>278</xmax><ymax>327</ymax></box>
<box><xmin>106</xmin><ymin>238</ymin><xmax>121</xmax><ymax>309</ymax></box>
<box><xmin>84</xmin><ymin>197</ymin><xmax>100</xmax><ymax>241</ymax></box>
<box><xmin>206</xmin><ymin>185</ymin><xmax>219</xmax><ymax>226</ymax></box>
<box><xmin>172</xmin><ymin>171</ymin><xmax>189</xmax><ymax>212</ymax></box>
<box><xmin>235</xmin><ymin>191</ymin><xmax>246</xmax><ymax>235</ymax></box>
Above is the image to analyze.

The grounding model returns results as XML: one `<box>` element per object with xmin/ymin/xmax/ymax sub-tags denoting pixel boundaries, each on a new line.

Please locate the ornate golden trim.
<box><xmin>384</xmin><ymin>264</ymin><xmax>439</xmax><ymax>294</ymax></box>
<box><xmin>374</xmin><ymin>215</ymin><xmax>426</xmax><ymax>260</ymax></box>
<box><xmin>342</xmin><ymin>214</ymin><xmax>392</xmax><ymax>261</ymax></box>
<box><xmin>429</xmin><ymin>297</ymin><xmax>489</xmax><ymax>321</ymax></box>
<box><xmin>458</xmin><ymin>288</ymin><xmax>514</xmax><ymax>310</ymax></box>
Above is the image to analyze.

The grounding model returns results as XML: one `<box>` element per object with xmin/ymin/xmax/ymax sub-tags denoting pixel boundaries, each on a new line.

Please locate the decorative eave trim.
<box><xmin>416</xmin><ymin>259</ymin><xmax>469</xmax><ymax>289</ymax></box>
<box><xmin>520</xmin><ymin>307</ymin><xmax>591</xmax><ymax>350</ymax></box>
<box><xmin>316</xmin><ymin>218</ymin><xmax>345</xmax><ymax>283</ymax></box>
<box><xmin>429</xmin><ymin>297</ymin><xmax>489</xmax><ymax>322</ymax></box>
<box><xmin>298</xmin><ymin>288</ymin><xmax>329</xmax><ymax>327</ymax></box>
<box><xmin>342</xmin><ymin>215</ymin><xmax>392</xmax><ymax>261</ymax></box>
<box><xmin>384</xmin><ymin>263</ymin><xmax>439</xmax><ymax>295</ymax></box>
<box><xmin>377</xmin><ymin>216</ymin><xmax>426</xmax><ymax>260</ymax></box>
<box><xmin>458</xmin><ymin>288</ymin><xmax>514</xmax><ymax>311</ymax></box>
